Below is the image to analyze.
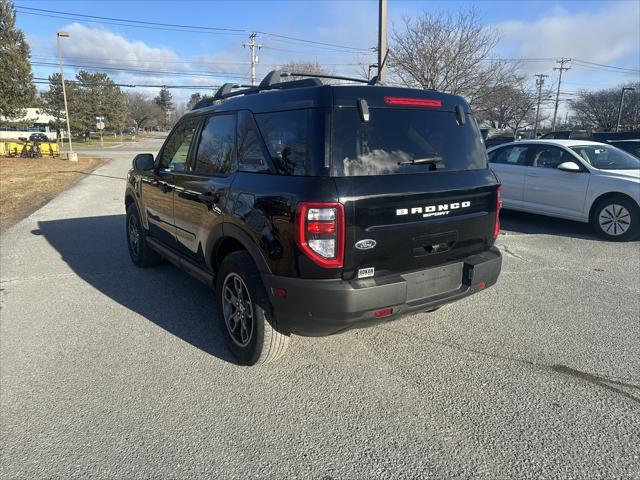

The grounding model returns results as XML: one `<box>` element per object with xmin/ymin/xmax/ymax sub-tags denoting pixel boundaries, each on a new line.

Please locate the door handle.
<box><xmin>198</xmin><ymin>192</ymin><xmax>220</xmax><ymax>205</ymax></box>
<box><xmin>526</xmin><ymin>173</ymin><xmax>539</xmax><ymax>177</ymax></box>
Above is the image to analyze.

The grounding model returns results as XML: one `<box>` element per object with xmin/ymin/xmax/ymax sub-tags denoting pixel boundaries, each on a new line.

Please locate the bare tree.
<box><xmin>125</xmin><ymin>92</ymin><xmax>164</xmax><ymax>131</ymax></box>
<box><xmin>474</xmin><ymin>78</ymin><xmax>554</xmax><ymax>137</ymax></box>
<box><xmin>569</xmin><ymin>83</ymin><xmax>639</xmax><ymax>130</ymax></box>
<box><xmin>168</xmin><ymin>102</ymin><xmax>187</xmax><ymax>127</ymax></box>
<box><xmin>278</xmin><ymin>60</ymin><xmax>333</xmax><ymax>82</ymax></box>
<box><xmin>389</xmin><ymin>8</ymin><xmax>520</xmax><ymax>104</ymax></box>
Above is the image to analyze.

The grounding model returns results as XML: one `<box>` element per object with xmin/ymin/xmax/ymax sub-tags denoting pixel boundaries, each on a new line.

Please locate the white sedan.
<box><xmin>488</xmin><ymin>139</ymin><xmax>640</xmax><ymax>241</ymax></box>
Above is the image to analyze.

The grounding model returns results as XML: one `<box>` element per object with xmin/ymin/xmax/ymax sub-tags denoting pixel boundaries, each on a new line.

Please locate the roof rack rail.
<box><xmin>193</xmin><ymin>69</ymin><xmax>369</xmax><ymax>107</ymax></box>
<box><xmin>282</xmin><ymin>71</ymin><xmax>369</xmax><ymax>84</ymax></box>
<box><xmin>192</xmin><ymin>97</ymin><xmax>216</xmax><ymax>110</ymax></box>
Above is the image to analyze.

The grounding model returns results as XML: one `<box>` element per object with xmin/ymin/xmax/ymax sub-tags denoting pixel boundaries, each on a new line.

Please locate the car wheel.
<box><xmin>591</xmin><ymin>196</ymin><xmax>639</xmax><ymax>241</ymax></box>
<box><xmin>126</xmin><ymin>204</ymin><xmax>162</xmax><ymax>267</ymax></box>
<box><xmin>216</xmin><ymin>251</ymin><xmax>290</xmax><ymax>366</ymax></box>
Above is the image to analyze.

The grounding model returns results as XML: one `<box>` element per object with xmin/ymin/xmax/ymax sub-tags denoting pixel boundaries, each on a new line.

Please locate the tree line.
<box><xmin>1</xmin><ymin>0</ymin><xmax>637</xmax><ymax>139</ymax></box>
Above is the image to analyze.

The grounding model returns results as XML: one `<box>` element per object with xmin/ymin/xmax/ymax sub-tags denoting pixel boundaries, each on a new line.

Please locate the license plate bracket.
<box><xmin>402</xmin><ymin>263</ymin><xmax>463</xmax><ymax>302</ymax></box>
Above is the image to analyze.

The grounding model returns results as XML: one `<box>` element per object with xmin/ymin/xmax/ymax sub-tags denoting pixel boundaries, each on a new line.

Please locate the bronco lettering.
<box><xmin>396</xmin><ymin>201</ymin><xmax>471</xmax><ymax>217</ymax></box>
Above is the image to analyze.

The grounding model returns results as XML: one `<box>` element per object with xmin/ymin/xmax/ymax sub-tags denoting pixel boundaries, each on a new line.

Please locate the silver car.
<box><xmin>488</xmin><ymin>140</ymin><xmax>640</xmax><ymax>241</ymax></box>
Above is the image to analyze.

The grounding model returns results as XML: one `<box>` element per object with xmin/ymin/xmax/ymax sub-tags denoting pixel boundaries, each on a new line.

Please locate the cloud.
<box><xmin>494</xmin><ymin>2</ymin><xmax>640</xmax><ymax>65</ymax></box>
<box><xmin>61</xmin><ymin>23</ymin><xmax>182</xmax><ymax>70</ymax></box>
<box><xmin>44</xmin><ymin>24</ymin><xmax>246</xmax><ymax>102</ymax></box>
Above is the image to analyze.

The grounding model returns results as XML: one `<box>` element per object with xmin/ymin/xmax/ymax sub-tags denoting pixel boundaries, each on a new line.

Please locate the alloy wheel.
<box><xmin>222</xmin><ymin>273</ymin><xmax>254</xmax><ymax>347</ymax></box>
<box><xmin>128</xmin><ymin>215</ymin><xmax>140</xmax><ymax>257</ymax></box>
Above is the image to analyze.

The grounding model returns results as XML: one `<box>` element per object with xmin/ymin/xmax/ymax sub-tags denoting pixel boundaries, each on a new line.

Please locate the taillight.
<box><xmin>494</xmin><ymin>186</ymin><xmax>503</xmax><ymax>240</ymax></box>
<box><xmin>296</xmin><ymin>202</ymin><xmax>345</xmax><ymax>268</ymax></box>
<box><xmin>384</xmin><ymin>96</ymin><xmax>442</xmax><ymax>108</ymax></box>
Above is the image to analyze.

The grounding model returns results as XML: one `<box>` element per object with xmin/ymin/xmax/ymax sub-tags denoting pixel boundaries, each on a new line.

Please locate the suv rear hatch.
<box><xmin>330</xmin><ymin>91</ymin><xmax>499</xmax><ymax>280</ymax></box>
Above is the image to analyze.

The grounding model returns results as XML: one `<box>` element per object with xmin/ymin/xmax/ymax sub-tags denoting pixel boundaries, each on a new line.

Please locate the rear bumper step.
<box><xmin>262</xmin><ymin>247</ymin><xmax>502</xmax><ymax>336</ymax></box>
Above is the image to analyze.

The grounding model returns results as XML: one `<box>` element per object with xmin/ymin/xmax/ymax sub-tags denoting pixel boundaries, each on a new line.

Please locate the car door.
<box><xmin>172</xmin><ymin>113</ymin><xmax>237</xmax><ymax>265</ymax></box>
<box><xmin>488</xmin><ymin>144</ymin><xmax>531</xmax><ymax>208</ymax></box>
<box><xmin>140</xmin><ymin>118</ymin><xmax>199</xmax><ymax>247</ymax></box>
<box><xmin>523</xmin><ymin>145</ymin><xmax>590</xmax><ymax>219</ymax></box>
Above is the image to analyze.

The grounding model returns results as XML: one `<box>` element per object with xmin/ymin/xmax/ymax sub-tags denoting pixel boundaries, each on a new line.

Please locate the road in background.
<box><xmin>1</xmin><ymin>139</ymin><xmax>639</xmax><ymax>479</ymax></box>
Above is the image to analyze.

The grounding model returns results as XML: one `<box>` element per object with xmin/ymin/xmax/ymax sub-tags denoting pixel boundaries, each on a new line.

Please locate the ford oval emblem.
<box><xmin>355</xmin><ymin>239</ymin><xmax>377</xmax><ymax>250</ymax></box>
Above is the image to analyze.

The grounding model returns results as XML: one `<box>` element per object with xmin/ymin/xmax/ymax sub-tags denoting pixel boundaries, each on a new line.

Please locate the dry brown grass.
<box><xmin>0</xmin><ymin>156</ymin><xmax>107</xmax><ymax>232</ymax></box>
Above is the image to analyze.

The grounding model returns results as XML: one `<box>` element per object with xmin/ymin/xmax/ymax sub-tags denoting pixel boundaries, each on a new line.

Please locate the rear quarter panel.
<box><xmin>224</xmin><ymin>173</ymin><xmax>341</xmax><ymax>279</ymax></box>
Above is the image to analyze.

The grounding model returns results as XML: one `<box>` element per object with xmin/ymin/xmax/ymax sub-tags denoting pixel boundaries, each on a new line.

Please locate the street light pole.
<box><xmin>56</xmin><ymin>31</ymin><xmax>76</xmax><ymax>161</ymax></box>
<box><xmin>616</xmin><ymin>87</ymin><xmax>635</xmax><ymax>133</ymax></box>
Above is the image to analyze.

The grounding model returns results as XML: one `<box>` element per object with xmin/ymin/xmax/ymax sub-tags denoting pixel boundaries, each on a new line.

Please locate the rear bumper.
<box><xmin>262</xmin><ymin>247</ymin><xmax>502</xmax><ymax>336</ymax></box>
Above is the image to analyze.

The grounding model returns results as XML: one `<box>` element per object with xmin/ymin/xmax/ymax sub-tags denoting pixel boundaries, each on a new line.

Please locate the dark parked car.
<box><xmin>124</xmin><ymin>70</ymin><xmax>503</xmax><ymax>365</ymax></box>
<box><xmin>484</xmin><ymin>136</ymin><xmax>515</xmax><ymax>149</ymax></box>
<box><xmin>28</xmin><ymin>133</ymin><xmax>49</xmax><ymax>142</ymax></box>
<box><xmin>541</xmin><ymin>130</ymin><xmax>591</xmax><ymax>140</ymax></box>
<box><xmin>606</xmin><ymin>140</ymin><xmax>640</xmax><ymax>158</ymax></box>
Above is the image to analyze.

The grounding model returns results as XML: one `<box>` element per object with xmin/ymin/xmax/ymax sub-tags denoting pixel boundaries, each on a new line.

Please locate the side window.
<box><xmin>159</xmin><ymin>119</ymin><xmax>199</xmax><ymax>171</ymax></box>
<box><xmin>532</xmin><ymin>146</ymin><xmax>572</xmax><ymax>169</ymax></box>
<box><xmin>255</xmin><ymin>110</ymin><xmax>309</xmax><ymax>176</ymax></box>
<box><xmin>490</xmin><ymin>146</ymin><xmax>529</xmax><ymax>165</ymax></box>
<box><xmin>237</xmin><ymin>111</ymin><xmax>270</xmax><ymax>173</ymax></box>
<box><xmin>194</xmin><ymin>114</ymin><xmax>236</xmax><ymax>175</ymax></box>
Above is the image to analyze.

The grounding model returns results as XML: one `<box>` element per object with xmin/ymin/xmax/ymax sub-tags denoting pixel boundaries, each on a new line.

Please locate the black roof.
<box><xmin>185</xmin><ymin>70</ymin><xmax>470</xmax><ymax>118</ymax></box>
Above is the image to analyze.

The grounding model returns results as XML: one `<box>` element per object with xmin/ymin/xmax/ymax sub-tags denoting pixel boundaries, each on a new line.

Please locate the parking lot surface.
<box><xmin>1</xmin><ymin>140</ymin><xmax>639</xmax><ymax>479</ymax></box>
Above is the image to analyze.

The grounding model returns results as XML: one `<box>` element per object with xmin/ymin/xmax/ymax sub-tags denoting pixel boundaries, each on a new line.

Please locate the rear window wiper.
<box><xmin>397</xmin><ymin>156</ymin><xmax>443</xmax><ymax>166</ymax></box>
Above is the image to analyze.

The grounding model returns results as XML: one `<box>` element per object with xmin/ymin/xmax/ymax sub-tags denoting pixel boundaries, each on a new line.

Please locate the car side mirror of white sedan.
<box><xmin>557</xmin><ymin>161</ymin><xmax>581</xmax><ymax>172</ymax></box>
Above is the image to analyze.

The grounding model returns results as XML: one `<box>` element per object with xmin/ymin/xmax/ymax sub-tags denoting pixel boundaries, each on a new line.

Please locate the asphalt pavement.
<box><xmin>1</xmin><ymin>139</ymin><xmax>639</xmax><ymax>479</ymax></box>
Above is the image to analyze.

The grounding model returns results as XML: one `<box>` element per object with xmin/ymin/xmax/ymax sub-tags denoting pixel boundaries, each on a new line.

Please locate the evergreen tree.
<box><xmin>186</xmin><ymin>93</ymin><xmax>203</xmax><ymax>110</ymax></box>
<box><xmin>0</xmin><ymin>0</ymin><xmax>36</xmax><ymax>119</ymax></box>
<box><xmin>74</xmin><ymin>71</ymin><xmax>126</xmax><ymax>133</ymax></box>
<box><xmin>154</xmin><ymin>88</ymin><xmax>173</xmax><ymax>114</ymax></box>
<box><xmin>42</xmin><ymin>70</ymin><xmax>126</xmax><ymax>136</ymax></box>
<box><xmin>40</xmin><ymin>73</ymin><xmax>74</xmax><ymax>133</ymax></box>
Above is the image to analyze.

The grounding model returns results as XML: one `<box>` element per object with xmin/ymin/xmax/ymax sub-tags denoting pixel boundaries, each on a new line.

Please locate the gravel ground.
<box><xmin>1</xmin><ymin>139</ymin><xmax>639</xmax><ymax>479</ymax></box>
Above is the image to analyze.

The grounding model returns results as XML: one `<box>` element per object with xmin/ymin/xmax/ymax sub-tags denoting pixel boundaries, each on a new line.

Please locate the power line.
<box><xmin>33</xmin><ymin>79</ymin><xmax>221</xmax><ymax>90</ymax></box>
<box><xmin>15</xmin><ymin>5</ymin><xmax>371</xmax><ymax>53</ymax></box>
<box><xmin>30</xmin><ymin>61</ymin><xmax>252</xmax><ymax>80</ymax></box>
<box><xmin>572</xmin><ymin>58</ymin><xmax>640</xmax><ymax>73</ymax></box>
<box><xmin>571</xmin><ymin>63</ymin><xmax>640</xmax><ymax>75</ymax></box>
<box><xmin>30</xmin><ymin>54</ymin><xmax>368</xmax><ymax>67</ymax></box>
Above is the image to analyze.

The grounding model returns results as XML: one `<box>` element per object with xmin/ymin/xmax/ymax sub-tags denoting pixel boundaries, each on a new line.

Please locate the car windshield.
<box><xmin>331</xmin><ymin>108</ymin><xmax>487</xmax><ymax>176</ymax></box>
<box><xmin>570</xmin><ymin>145</ymin><xmax>640</xmax><ymax>170</ymax></box>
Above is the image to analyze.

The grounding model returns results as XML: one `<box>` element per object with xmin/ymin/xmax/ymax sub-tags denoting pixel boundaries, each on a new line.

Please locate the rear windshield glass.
<box><xmin>332</xmin><ymin>108</ymin><xmax>487</xmax><ymax>176</ymax></box>
<box><xmin>570</xmin><ymin>145</ymin><xmax>640</xmax><ymax>170</ymax></box>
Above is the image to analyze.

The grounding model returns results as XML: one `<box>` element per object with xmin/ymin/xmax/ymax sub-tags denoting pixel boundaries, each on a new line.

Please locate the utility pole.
<box><xmin>551</xmin><ymin>57</ymin><xmax>571</xmax><ymax>131</ymax></box>
<box><xmin>377</xmin><ymin>0</ymin><xmax>388</xmax><ymax>82</ymax></box>
<box><xmin>242</xmin><ymin>32</ymin><xmax>263</xmax><ymax>86</ymax></box>
<box><xmin>533</xmin><ymin>74</ymin><xmax>548</xmax><ymax>137</ymax></box>
<box><xmin>616</xmin><ymin>87</ymin><xmax>635</xmax><ymax>132</ymax></box>
<box><xmin>56</xmin><ymin>31</ymin><xmax>76</xmax><ymax>161</ymax></box>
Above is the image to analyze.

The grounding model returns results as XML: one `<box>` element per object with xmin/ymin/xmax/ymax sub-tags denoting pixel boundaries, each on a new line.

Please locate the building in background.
<box><xmin>0</xmin><ymin>108</ymin><xmax>60</xmax><ymax>141</ymax></box>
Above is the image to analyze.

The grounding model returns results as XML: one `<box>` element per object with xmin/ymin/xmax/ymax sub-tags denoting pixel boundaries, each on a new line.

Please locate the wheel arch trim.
<box><xmin>588</xmin><ymin>191</ymin><xmax>639</xmax><ymax>221</ymax></box>
<box><xmin>207</xmin><ymin>223</ymin><xmax>272</xmax><ymax>275</ymax></box>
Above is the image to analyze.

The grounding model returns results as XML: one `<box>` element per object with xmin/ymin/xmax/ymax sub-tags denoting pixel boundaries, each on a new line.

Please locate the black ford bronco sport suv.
<box><xmin>125</xmin><ymin>71</ymin><xmax>502</xmax><ymax>365</ymax></box>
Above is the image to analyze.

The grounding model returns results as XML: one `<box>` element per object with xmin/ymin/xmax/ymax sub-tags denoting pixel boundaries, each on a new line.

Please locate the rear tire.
<box><xmin>591</xmin><ymin>196</ymin><xmax>639</xmax><ymax>242</ymax></box>
<box><xmin>126</xmin><ymin>204</ymin><xmax>162</xmax><ymax>267</ymax></box>
<box><xmin>216</xmin><ymin>251</ymin><xmax>290</xmax><ymax>365</ymax></box>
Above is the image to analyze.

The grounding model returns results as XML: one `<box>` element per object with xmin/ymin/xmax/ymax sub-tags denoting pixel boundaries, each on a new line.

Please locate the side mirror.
<box><xmin>557</xmin><ymin>161</ymin><xmax>581</xmax><ymax>172</ymax></box>
<box><xmin>133</xmin><ymin>153</ymin><xmax>155</xmax><ymax>171</ymax></box>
